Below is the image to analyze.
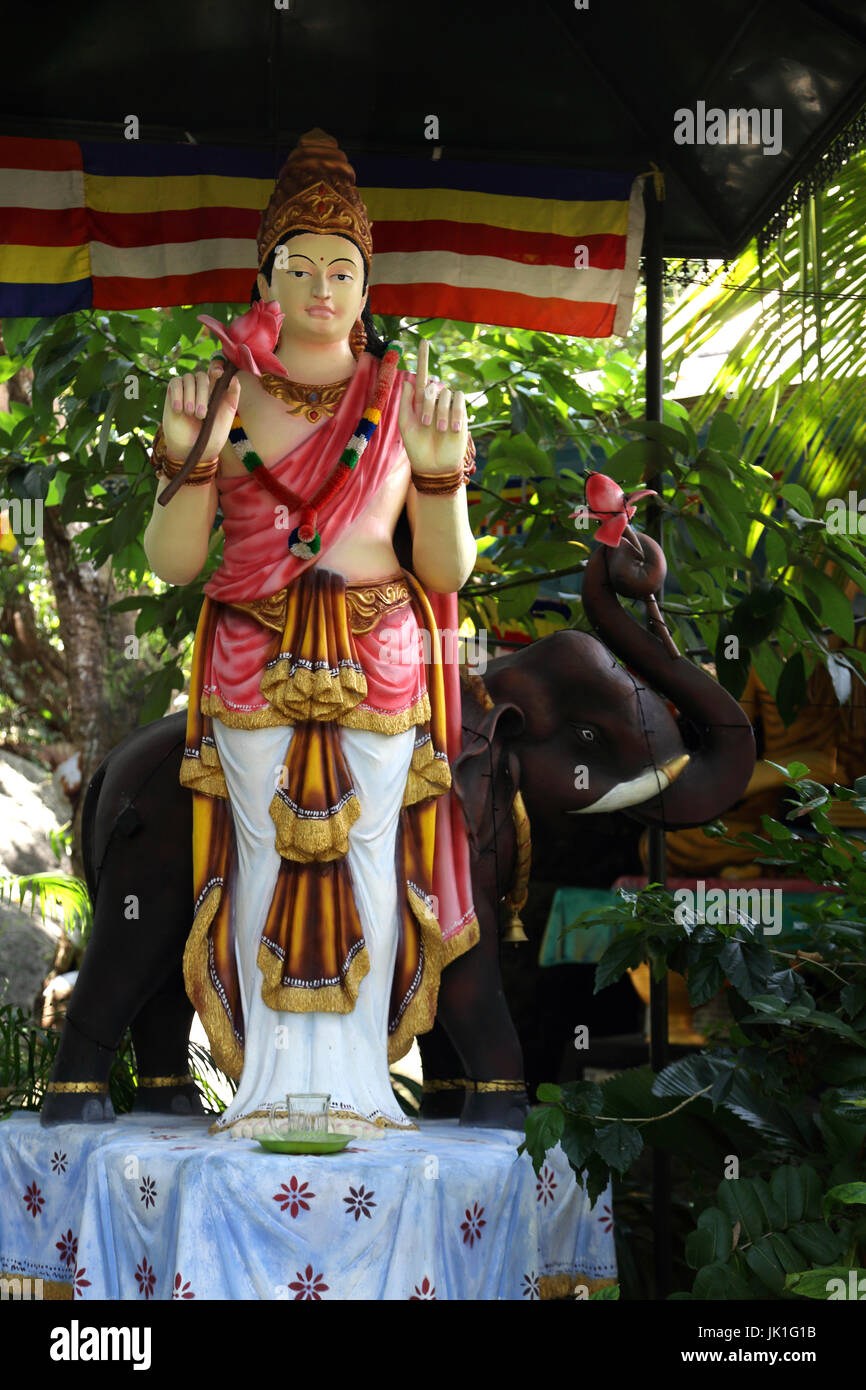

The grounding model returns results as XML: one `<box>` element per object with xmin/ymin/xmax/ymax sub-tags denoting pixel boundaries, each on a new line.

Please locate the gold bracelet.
<box><xmin>410</xmin><ymin>434</ymin><xmax>476</xmax><ymax>496</ymax></box>
<box><xmin>150</xmin><ymin>426</ymin><xmax>219</xmax><ymax>485</ymax></box>
<box><xmin>411</xmin><ymin>467</ymin><xmax>465</xmax><ymax>496</ymax></box>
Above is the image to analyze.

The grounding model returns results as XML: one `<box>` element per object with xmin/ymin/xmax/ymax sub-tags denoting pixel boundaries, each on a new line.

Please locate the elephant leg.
<box><xmin>130</xmin><ymin>964</ymin><xmax>203</xmax><ymax>1117</ymax></box>
<box><xmin>41</xmin><ymin>824</ymin><xmax>192</xmax><ymax>1126</ymax></box>
<box><xmin>416</xmin><ymin>1020</ymin><xmax>465</xmax><ymax>1119</ymax></box>
<box><xmin>436</xmin><ymin>889</ymin><xmax>530</xmax><ymax>1130</ymax></box>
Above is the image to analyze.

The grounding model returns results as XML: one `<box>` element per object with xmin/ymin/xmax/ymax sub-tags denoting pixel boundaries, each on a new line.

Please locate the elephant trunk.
<box><xmin>581</xmin><ymin>536</ymin><xmax>755</xmax><ymax>828</ymax></box>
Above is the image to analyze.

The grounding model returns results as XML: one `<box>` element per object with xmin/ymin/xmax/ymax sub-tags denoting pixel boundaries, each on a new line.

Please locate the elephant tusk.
<box><xmin>569</xmin><ymin>753</ymin><xmax>690</xmax><ymax>814</ymax></box>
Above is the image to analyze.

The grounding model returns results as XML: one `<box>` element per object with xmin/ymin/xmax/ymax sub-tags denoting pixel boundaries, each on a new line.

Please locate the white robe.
<box><xmin>209</xmin><ymin>718</ymin><xmax>418</xmax><ymax>1136</ymax></box>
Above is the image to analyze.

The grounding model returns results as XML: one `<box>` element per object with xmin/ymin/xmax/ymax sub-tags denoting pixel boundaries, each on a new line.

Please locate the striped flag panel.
<box><xmin>0</xmin><ymin>137</ymin><xmax>644</xmax><ymax>336</ymax></box>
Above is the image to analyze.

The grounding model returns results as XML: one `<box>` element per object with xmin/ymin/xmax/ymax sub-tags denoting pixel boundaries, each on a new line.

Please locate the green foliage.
<box><xmin>1</xmin><ymin>303</ymin><xmax>245</xmax><ymax>722</ymax></box>
<box><xmin>0</xmin><ymin>1003</ymin><xmax>138</xmax><ymax>1118</ymax></box>
<box><xmin>522</xmin><ymin>772</ymin><xmax>866</xmax><ymax>1297</ymax></box>
<box><xmin>0</xmin><ymin>872</ymin><xmax>92</xmax><ymax>941</ymax></box>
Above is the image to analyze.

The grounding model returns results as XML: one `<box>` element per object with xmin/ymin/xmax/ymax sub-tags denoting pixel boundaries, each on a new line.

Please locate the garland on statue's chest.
<box><xmin>225</xmin><ymin>344</ymin><xmax>401</xmax><ymax>561</ymax></box>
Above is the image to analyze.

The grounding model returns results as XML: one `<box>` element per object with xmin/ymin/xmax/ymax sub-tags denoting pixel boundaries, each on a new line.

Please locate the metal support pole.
<box><xmin>642</xmin><ymin>176</ymin><xmax>672</xmax><ymax>1301</ymax></box>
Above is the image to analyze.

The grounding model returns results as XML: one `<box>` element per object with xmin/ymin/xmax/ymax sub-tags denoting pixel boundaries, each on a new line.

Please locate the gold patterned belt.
<box><xmin>229</xmin><ymin>572</ymin><xmax>411</xmax><ymax>637</ymax></box>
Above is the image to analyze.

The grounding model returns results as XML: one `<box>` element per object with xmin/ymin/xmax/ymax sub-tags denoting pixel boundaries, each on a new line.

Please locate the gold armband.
<box><xmin>411</xmin><ymin>433</ymin><xmax>476</xmax><ymax>496</ymax></box>
<box><xmin>150</xmin><ymin>426</ymin><xmax>219</xmax><ymax>486</ymax></box>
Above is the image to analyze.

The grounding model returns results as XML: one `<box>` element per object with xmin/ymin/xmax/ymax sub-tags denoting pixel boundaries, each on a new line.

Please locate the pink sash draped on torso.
<box><xmin>199</xmin><ymin>349</ymin><xmax>477</xmax><ymax>948</ymax></box>
<box><xmin>204</xmin><ymin>351</ymin><xmax>410</xmax><ymax>712</ymax></box>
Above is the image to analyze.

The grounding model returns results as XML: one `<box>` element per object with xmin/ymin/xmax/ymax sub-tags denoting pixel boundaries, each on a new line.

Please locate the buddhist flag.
<box><xmin>0</xmin><ymin>136</ymin><xmax>644</xmax><ymax>337</ymax></box>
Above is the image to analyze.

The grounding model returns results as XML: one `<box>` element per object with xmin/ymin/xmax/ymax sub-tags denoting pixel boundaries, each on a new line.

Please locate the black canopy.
<box><xmin>2</xmin><ymin>0</ymin><xmax>865</xmax><ymax>257</ymax></box>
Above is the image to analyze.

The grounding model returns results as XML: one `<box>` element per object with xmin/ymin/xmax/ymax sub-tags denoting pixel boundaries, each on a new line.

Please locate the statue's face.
<box><xmin>257</xmin><ymin>232</ymin><xmax>368</xmax><ymax>348</ymax></box>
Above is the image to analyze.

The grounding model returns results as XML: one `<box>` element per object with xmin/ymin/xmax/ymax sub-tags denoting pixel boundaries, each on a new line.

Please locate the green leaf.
<box><xmin>602</xmin><ymin>438</ymin><xmax>663</xmax><ymax>490</ymax></box>
<box><xmin>718</xmin><ymin>940</ymin><xmax>778</xmax><ymax>1000</ymax></box>
<box><xmin>97</xmin><ymin>384</ymin><xmax>122</xmax><ymax>464</ymax></box>
<box><xmin>594</xmin><ymin>933</ymin><xmax>646</xmax><ymax>992</ymax></box>
<box><xmin>65</xmin><ymin>405</ymin><xmax>101</xmax><ymax>455</ymax></box>
<box><xmin>508</xmin><ymin>385</ymin><xmax>528</xmax><ymax>435</ymax></box>
<box><xmin>823</xmin><ymin>1182</ymin><xmax>866</xmax><ymax>1220</ymax></box>
<box><xmin>780</xmin><ymin>483</ymin><xmax>814</xmax><ymax>517</ymax></box>
<box><xmin>685</xmin><ymin>1207</ymin><xmax>734</xmax><ymax>1269</ymax></box>
<box><xmin>731</xmin><ymin>581</ymin><xmax>786</xmax><ymax>646</ymax></box>
<box><xmin>535</xmin><ymin>1082</ymin><xmax>562</xmax><ymax>1104</ymax></box>
<box><xmin>775</xmin><ymin>651</ymin><xmax>806</xmax><ymax>727</ymax></box>
<box><xmin>763</xmin><ymin>526</ymin><xmax>788</xmax><ymax>572</ymax></box>
<box><xmin>707</xmin><ymin>411</ymin><xmax>740</xmax><ymax>453</ymax></box>
<box><xmin>32</xmin><ymin>334</ymin><xmax>90</xmax><ymax>397</ymax></box>
<box><xmin>621</xmin><ymin>417</ymin><xmax>690</xmax><ymax>453</ymax></box>
<box><xmin>560</xmin><ymin>1115</ymin><xmax>597</xmax><ymax>1171</ymax></box>
<box><xmin>519</xmin><ymin>1105</ymin><xmax>565</xmax><ymax>1176</ymax></box>
<box><xmin>786</xmin><ymin>1267</ymin><xmax>866</xmax><ymax>1299</ymax></box>
<box><xmin>787</xmin><ymin>1221</ymin><xmax>846</xmax><ymax>1265</ymax></box>
<box><xmin>559</xmin><ymin>1080</ymin><xmax>604</xmax><ymax>1117</ymax></box>
<box><xmin>769</xmin><ymin>1164</ymin><xmax>812</xmax><ymax>1226</ymax></box>
<box><xmin>801</xmin><ymin>569</ymin><xmax>855</xmax><ymax>644</ymax></box>
<box><xmin>686</xmin><ymin>953</ymin><xmax>726</xmax><ymax>1007</ymax></box>
<box><xmin>692</xmin><ymin>1260</ymin><xmax>754</xmax><ymax>1299</ymax></box>
<box><xmin>717</xmin><ymin>1177</ymin><xmax>766</xmax><ymax>1243</ymax></box>
<box><xmin>19</xmin><ymin>317</ymin><xmax>60</xmax><ymax>356</ymax></box>
<box><xmin>744</xmin><ymin>1236</ymin><xmax>786</xmax><ymax>1294</ymax></box>
<box><xmin>592</xmin><ymin>1121</ymin><xmax>643</xmax><ymax>1174</ymax></box>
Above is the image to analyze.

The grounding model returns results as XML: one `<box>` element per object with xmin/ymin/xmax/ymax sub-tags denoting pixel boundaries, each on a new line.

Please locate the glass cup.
<box><xmin>267</xmin><ymin>1092</ymin><xmax>331</xmax><ymax>1142</ymax></box>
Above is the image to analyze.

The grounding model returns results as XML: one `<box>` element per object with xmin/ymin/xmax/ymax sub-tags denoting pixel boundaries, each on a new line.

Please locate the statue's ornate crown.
<box><xmin>257</xmin><ymin>128</ymin><xmax>373</xmax><ymax>270</ymax></box>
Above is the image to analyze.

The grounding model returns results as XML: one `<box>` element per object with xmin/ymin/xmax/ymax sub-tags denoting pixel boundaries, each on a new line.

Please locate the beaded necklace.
<box><xmin>228</xmin><ymin>345</ymin><xmax>401</xmax><ymax>561</ymax></box>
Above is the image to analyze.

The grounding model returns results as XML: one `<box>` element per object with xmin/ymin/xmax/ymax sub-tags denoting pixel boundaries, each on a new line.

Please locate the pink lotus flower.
<box><xmin>198</xmin><ymin>300</ymin><xmax>288</xmax><ymax>377</ymax></box>
<box><xmin>569</xmin><ymin>471</ymin><xmax>657</xmax><ymax>547</ymax></box>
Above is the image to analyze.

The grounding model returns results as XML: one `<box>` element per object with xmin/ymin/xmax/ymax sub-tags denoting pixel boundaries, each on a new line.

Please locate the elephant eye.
<box><xmin>573</xmin><ymin>726</ymin><xmax>596</xmax><ymax>743</ymax></box>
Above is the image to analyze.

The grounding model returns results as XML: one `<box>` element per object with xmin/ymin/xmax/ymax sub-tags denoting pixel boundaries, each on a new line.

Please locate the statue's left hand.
<box><xmin>398</xmin><ymin>338</ymin><xmax>467</xmax><ymax>475</ymax></box>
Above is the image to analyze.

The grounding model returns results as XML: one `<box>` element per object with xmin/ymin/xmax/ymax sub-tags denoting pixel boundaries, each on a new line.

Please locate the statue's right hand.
<box><xmin>161</xmin><ymin>359</ymin><xmax>242</xmax><ymax>463</ymax></box>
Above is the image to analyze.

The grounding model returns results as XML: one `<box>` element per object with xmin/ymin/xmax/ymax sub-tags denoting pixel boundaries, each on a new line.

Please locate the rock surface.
<box><xmin>0</xmin><ymin>748</ymin><xmax>76</xmax><ymax>1014</ymax></box>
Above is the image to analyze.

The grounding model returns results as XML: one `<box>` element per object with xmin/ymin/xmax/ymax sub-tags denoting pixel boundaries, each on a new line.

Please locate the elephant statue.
<box><xmin>41</xmin><ymin>533</ymin><xmax>755</xmax><ymax>1130</ymax></box>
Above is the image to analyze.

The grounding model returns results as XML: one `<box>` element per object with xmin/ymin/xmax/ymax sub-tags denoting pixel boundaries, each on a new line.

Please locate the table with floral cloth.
<box><xmin>0</xmin><ymin>1113</ymin><xmax>616</xmax><ymax>1300</ymax></box>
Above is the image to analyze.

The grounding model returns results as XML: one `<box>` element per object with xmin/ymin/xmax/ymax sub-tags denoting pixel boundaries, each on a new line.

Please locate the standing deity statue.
<box><xmin>143</xmin><ymin>129</ymin><xmax>480</xmax><ymax>1137</ymax></box>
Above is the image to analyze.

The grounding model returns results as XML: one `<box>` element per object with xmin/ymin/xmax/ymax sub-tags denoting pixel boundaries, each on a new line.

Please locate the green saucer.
<box><xmin>256</xmin><ymin>1133</ymin><xmax>352</xmax><ymax>1155</ymax></box>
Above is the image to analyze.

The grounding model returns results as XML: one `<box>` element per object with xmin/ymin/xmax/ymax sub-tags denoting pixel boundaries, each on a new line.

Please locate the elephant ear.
<box><xmin>451</xmin><ymin>700</ymin><xmax>525</xmax><ymax>854</ymax></box>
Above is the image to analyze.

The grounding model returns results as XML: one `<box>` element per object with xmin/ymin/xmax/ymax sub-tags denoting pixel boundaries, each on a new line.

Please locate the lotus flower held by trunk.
<box><xmin>569</xmin><ymin>472</ymin><xmax>657</xmax><ymax>547</ymax></box>
<box><xmin>159</xmin><ymin>302</ymin><xmax>289</xmax><ymax>505</ymax></box>
<box><xmin>198</xmin><ymin>300</ymin><xmax>289</xmax><ymax>378</ymax></box>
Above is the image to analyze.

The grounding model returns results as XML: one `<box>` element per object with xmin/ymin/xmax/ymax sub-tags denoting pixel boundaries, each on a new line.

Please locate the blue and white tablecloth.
<box><xmin>0</xmin><ymin>1114</ymin><xmax>617</xmax><ymax>1300</ymax></box>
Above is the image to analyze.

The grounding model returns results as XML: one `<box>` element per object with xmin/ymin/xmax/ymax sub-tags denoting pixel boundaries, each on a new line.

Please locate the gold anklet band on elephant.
<box><xmin>465</xmin><ymin>1078</ymin><xmax>527</xmax><ymax>1092</ymax></box>
<box><xmin>138</xmin><ymin>1073</ymin><xmax>195</xmax><ymax>1088</ymax></box>
<box><xmin>422</xmin><ymin>1077</ymin><xmax>526</xmax><ymax>1093</ymax></box>
<box><xmin>45</xmin><ymin>1081</ymin><xmax>108</xmax><ymax>1094</ymax></box>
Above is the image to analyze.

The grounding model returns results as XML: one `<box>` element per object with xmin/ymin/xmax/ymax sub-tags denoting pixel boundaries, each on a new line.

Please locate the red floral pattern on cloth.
<box><xmin>273</xmin><ymin>1177</ymin><xmax>315</xmax><ymax>1218</ymax></box>
<box><xmin>56</xmin><ymin>1229</ymin><xmax>78</xmax><ymax>1267</ymax></box>
<box><xmin>72</xmin><ymin>1266</ymin><xmax>91</xmax><ymax>1298</ymax></box>
<box><xmin>599</xmin><ymin>1202</ymin><xmax>614</xmax><ymax>1234</ymax></box>
<box><xmin>173</xmin><ymin>1273</ymin><xmax>195</xmax><ymax>1300</ymax></box>
<box><xmin>288</xmin><ymin>1264</ymin><xmax>329</xmax><ymax>1300</ymax></box>
<box><xmin>409</xmin><ymin>1276</ymin><xmax>436</xmax><ymax>1300</ymax></box>
<box><xmin>135</xmin><ymin>1257</ymin><xmax>156</xmax><ymax>1300</ymax></box>
<box><xmin>23</xmin><ymin>1182</ymin><xmax>44</xmax><ymax>1217</ymax></box>
<box><xmin>460</xmin><ymin>1201</ymin><xmax>486</xmax><ymax>1248</ymax></box>
<box><xmin>536</xmin><ymin>1165</ymin><xmax>557</xmax><ymax>1208</ymax></box>
<box><xmin>343</xmin><ymin>1184</ymin><xmax>376</xmax><ymax>1222</ymax></box>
